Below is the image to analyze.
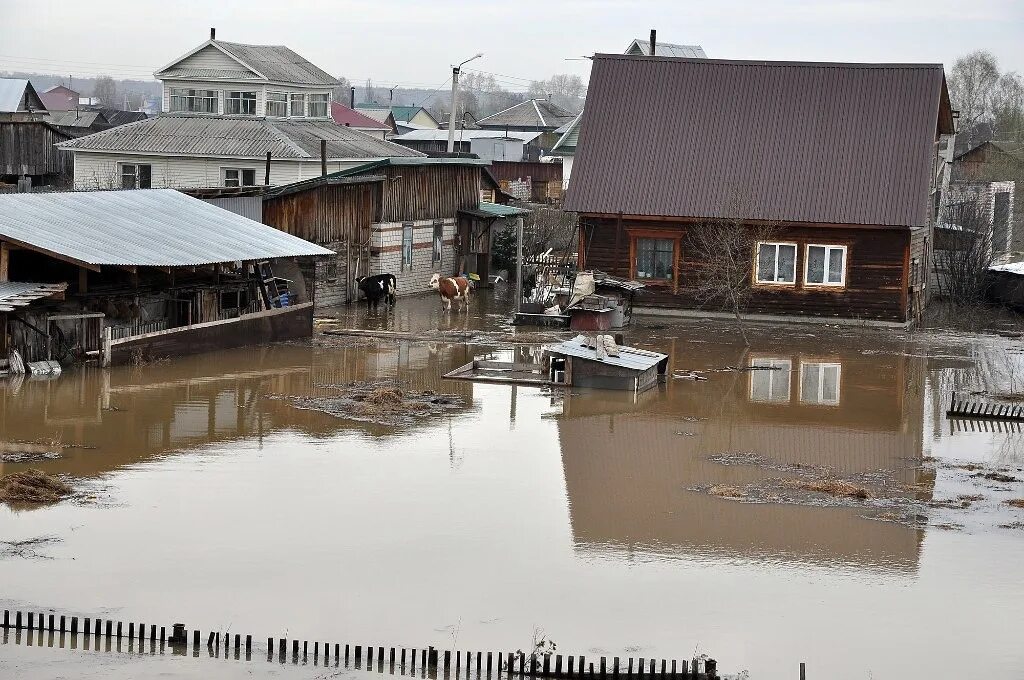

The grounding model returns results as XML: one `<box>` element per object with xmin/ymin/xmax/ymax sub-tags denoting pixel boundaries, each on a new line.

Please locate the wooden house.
<box><xmin>0</xmin><ymin>121</ymin><xmax>76</xmax><ymax>188</ymax></box>
<box><xmin>0</xmin><ymin>79</ymin><xmax>47</xmax><ymax>122</ymax></box>
<box><xmin>564</xmin><ymin>55</ymin><xmax>957</xmax><ymax>326</ymax></box>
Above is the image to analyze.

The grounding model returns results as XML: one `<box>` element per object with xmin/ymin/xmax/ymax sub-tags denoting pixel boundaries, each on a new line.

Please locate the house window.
<box><xmin>635</xmin><ymin>237</ymin><xmax>674</xmax><ymax>280</ymax></box>
<box><xmin>266</xmin><ymin>91</ymin><xmax>288</xmax><ymax>117</ymax></box>
<box><xmin>223</xmin><ymin>168</ymin><xmax>256</xmax><ymax>187</ymax></box>
<box><xmin>325</xmin><ymin>260</ymin><xmax>338</xmax><ymax>282</ymax></box>
<box><xmin>800</xmin><ymin>362</ymin><xmax>842</xmax><ymax>405</ymax></box>
<box><xmin>169</xmin><ymin>88</ymin><xmax>218</xmax><ymax>113</ymax></box>
<box><xmin>308</xmin><ymin>93</ymin><xmax>330</xmax><ymax>118</ymax></box>
<box><xmin>749</xmin><ymin>357</ymin><xmax>791</xmax><ymax>403</ymax></box>
<box><xmin>805</xmin><ymin>244</ymin><xmax>847</xmax><ymax>286</ymax></box>
<box><xmin>755</xmin><ymin>242</ymin><xmax>797</xmax><ymax>284</ymax></box>
<box><xmin>432</xmin><ymin>221</ymin><xmax>444</xmax><ymax>263</ymax></box>
<box><xmin>289</xmin><ymin>93</ymin><xmax>306</xmax><ymax>117</ymax></box>
<box><xmin>121</xmin><ymin>163</ymin><xmax>152</xmax><ymax>189</ymax></box>
<box><xmin>401</xmin><ymin>223</ymin><xmax>414</xmax><ymax>270</ymax></box>
<box><xmin>225</xmin><ymin>91</ymin><xmax>257</xmax><ymax>115</ymax></box>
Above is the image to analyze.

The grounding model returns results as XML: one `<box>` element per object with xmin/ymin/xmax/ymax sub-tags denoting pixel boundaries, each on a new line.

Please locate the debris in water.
<box><xmin>279</xmin><ymin>381</ymin><xmax>467</xmax><ymax>427</ymax></box>
<box><xmin>781</xmin><ymin>478</ymin><xmax>871</xmax><ymax>500</ymax></box>
<box><xmin>709</xmin><ymin>485</ymin><xmax>746</xmax><ymax>498</ymax></box>
<box><xmin>0</xmin><ymin>469</ymin><xmax>73</xmax><ymax>504</ymax></box>
<box><xmin>972</xmin><ymin>471</ymin><xmax>1019</xmax><ymax>483</ymax></box>
<box><xmin>1006</xmin><ymin>499</ymin><xmax>1024</xmax><ymax>509</ymax></box>
<box><xmin>0</xmin><ymin>536</ymin><xmax>62</xmax><ymax>559</ymax></box>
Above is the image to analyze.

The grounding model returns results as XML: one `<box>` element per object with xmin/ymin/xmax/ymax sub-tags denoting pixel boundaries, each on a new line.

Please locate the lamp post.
<box><xmin>447</xmin><ymin>53</ymin><xmax>483</xmax><ymax>153</ymax></box>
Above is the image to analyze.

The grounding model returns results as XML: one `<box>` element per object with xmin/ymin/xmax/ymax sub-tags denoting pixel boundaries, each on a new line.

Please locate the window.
<box><xmin>266</xmin><ymin>91</ymin><xmax>288</xmax><ymax>117</ymax></box>
<box><xmin>401</xmin><ymin>223</ymin><xmax>414</xmax><ymax>270</ymax></box>
<box><xmin>121</xmin><ymin>163</ymin><xmax>152</xmax><ymax>189</ymax></box>
<box><xmin>308</xmin><ymin>93</ymin><xmax>329</xmax><ymax>118</ymax></box>
<box><xmin>225</xmin><ymin>91</ymin><xmax>257</xmax><ymax>115</ymax></box>
<box><xmin>223</xmin><ymin>168</ymin><xmax>256</xmax><ymax>187</ymax></box>
<box><xmin>324</xmin><ymin>260</ymin><xmax>338</xmax><ymax>282</ymax></box>
<box><xmin>289</xmin><ymin>93</ymin><xmax>306</xmax><ymax>117</ymax></box>
<box><xmin>169</xmin><ymin>88</ymin><xmax>218</xmax><ymax>113</ymax></box>
<box><xmin>755</xmin><ymin>242</ymin><xmax>797</xmax><ymax>284</ymax></box>
<box><xmin>805</xmin><ymin>244</ymin><xmax>846</xmax><ymax>286</ymax></box>
<box><xmin>432</xmin><ymin>221</ymin><xmax>444</xmax><ymax>263</ymax></box>
<box><xmin>635</xmin><ymin>237</ymin><xmax>674</xmax><ymax>280</ymax></box>
<box><xmin>749</xmin><ymin>358</ymin><xmax>792</xmax><ymax>403</ymax></box>
<box><xmin>800</xmin><ymin>362</ymin><xmax>841</xmax><ymax>405</ymax></box>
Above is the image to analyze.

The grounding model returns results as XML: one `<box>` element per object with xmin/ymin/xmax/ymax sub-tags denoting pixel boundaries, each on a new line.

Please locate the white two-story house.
<box><xmin>61</xmin><ymin>30</ymin><xmax>421</xmax><ymax>189</ymax></box>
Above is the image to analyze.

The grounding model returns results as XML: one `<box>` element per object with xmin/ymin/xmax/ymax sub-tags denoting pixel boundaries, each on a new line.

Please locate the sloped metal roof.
<box><xmin>0</xmin><ymin>78</ymin><xmax>30</xmax><ymax>113</ymax></box>
<box><xmin>548</xmin><ymin>336</ymin><xmax>668</xmax><ymax>372</ymax></box>
<box><xmin>0</xmin><ymin>282</ymin><xmax>68</xmax><ymax>312</ymax></box>
<box><xmin>626</xmin><ymin>39</ymin><xmax>707</xmax><ymax>58</ymax></box>
<box><xmin>157</xmin><ymin>67</ymin><xmax>261</xmax><ymax>81</ymax></box>
<box><xmin>331</xmin><ymin>101</ymin><xmax>391</xmax><ymax>129</ymax></box>
<box><xmin>476</xmin><ymin>99</ymin><xmax>577</xmax><ymax>130</ymax></box>
<box><xmin>565</xmin><ymin>55</ymin><xmax>953</xmax><ymax>227</ymax></box>
<box><xmin>551</xmin><ymin>112</ymin><xmax>583</xmax><ymax>154</ymax></box>
<box><xmin>0</xmin><ymin>189</ymin><xmax>333</xmax><ymax>267</ymax></box>
<box><xmin>155</xmin><ymin>40</ymin><xmax>338</xmax><ymax>86</ymax></box>
<box><xmin>394</xmin><ymin>129</ymin><xmax>541</xmax><ymax>142</ymax></box>
<box><xmin>58</xmin><ymin>115</ymin><xmax>423</xmax><ymax>160</ymax></box>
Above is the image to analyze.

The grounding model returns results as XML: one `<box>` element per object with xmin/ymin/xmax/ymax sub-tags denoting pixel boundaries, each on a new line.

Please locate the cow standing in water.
<box><xmin>356</xmin><ymin>274</ymin><xmax>397</xmax><ymax>312</ymax></box>
<box><xmin>429</xmin><ymin>273</ymin><xmax>471</xmax><ymax>312</ymax></box>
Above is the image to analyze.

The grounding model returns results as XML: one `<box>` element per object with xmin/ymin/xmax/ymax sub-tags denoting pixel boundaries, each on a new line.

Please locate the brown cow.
<box><xmin>429</xmin><ymin>273</ymin><xmax>471</xmax><ymax>312</ymax></box>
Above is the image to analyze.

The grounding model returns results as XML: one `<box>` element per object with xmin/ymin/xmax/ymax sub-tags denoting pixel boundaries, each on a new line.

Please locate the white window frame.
<box><xmin>401</xmin><ymin>223</ymin><xmax>414</xmax><ymax>271</ymax></box>
<box><xmin>308</xmin><ymin>93</ymin><xmax>330</xmax><ymax>118</ymax></box>
<box><xmin>289</xmin><ymin>93</ymin><xmax>306</xmax><ymax>118</ymax></box>
<box><xmin>799</xmin><ymin>361</ymin><xmax>842</xmax><ymax>406</ymax></box>
<box><xmin>225</xmin><ymin>90</ymin><xmax>257</xmax><ymax>116</ymax></box>
<box><xmin>222</xmin><ymin>168</ymin><xmax>256</xmax><ymax>188</ymax></box>
<box><xmin>266</xmin><ymin>91</ymin><xmax>288</xmax><ymax>117</ymax></box>
<box><xmin>755</xmin><ymin>241</ymin><xmax>798</xmax><ymax>285</ymax></box>
<box><xmin>120</xmin><ymin>162</ymin><xmax>152</xmax><ymax>189</ymax></box>
<box><xmin>748</xmin><ymin>357</ymin><xmax>792</xmax><ymax>403</ymax></box>
<box><xmin>803</xmin><ymin>244</ymin><xmax>847</xmax><ymax>287</ymax></box>
<box><xmin>168</xmin><ymin>88</ymin><xmax>218</xmax><ymax>114</ymax></box>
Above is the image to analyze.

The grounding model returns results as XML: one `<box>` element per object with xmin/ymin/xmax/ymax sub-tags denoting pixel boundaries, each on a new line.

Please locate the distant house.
<box><xmin>952</xmin><ymin>140</ymin><xmax>1023</xmax><ymax>180</ymax></box>
<box><xmin>59</xmin><ymin>31</ymin><xmax>422</xmax><ymax>190</ymax></box>
<box><xmin>356</xmin><ymin>104</ymin><xmax>439</xmax><ymax>131</ymax></box>
<box><xmin>330</xmin><ymin>101</ymin><xmax>393</xmax><ymax>139</ymax></box>
<box><xmin>564</xmin><ymin>55</ymin><xmax>956</xmax><ymax>326</ymax></box>
<box><xmin>392</xmin><ymin>129</ymin><xmax>543</xmax><ymax>162</ymax></box>
<box><xmin>0</xmin><ymin>79</ymin><xmax>47</xmax><ymax>121</ymax></box>
<box><xmin>39</xmin><ymin>85</ymin><xmax>80</xmax><ymax>112</ymax></box>
<box><xmin>0</xmin><ymin>121</ymin><xmax>76</xmax><ymax>188</ymax></box>
<box><xmin>48</xmin><ymin>108</ymin><xmax>147</xmax><ymax>135</ymax></box>
<box><xmin>475</xmin><ymin>98</ymin><xmax>577</xmax><ymax>151</ymax></box>
<box><xmin>624</xmin><ymin>37</ymin><xmax>707</xmax><ymax>58</ymax></box>
<box><xmin>549</xmin><ymin>112</ymin><xmax>581</xmax><ymax>188</ymax></box>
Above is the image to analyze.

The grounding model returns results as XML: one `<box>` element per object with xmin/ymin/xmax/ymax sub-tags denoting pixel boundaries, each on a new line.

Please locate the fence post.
<box><xmin>800</xmin><ymin>662</ymin><xmax>806</xmax><ymax>680</ymax></box>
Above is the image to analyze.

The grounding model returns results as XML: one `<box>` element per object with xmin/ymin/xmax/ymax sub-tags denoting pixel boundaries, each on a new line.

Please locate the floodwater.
<box><xmin>2</xmin><ymin>292</ymin><xmax>1024</xmax><ymax>679</ymax></box>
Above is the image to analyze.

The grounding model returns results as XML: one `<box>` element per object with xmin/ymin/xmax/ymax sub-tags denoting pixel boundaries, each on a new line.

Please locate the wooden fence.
<box><xmin>0</xmin><ymin>609</ymin><xmax>718</xmax><ymax>679</ymax></box>
<box><xmin>947</xmin><ymin>393</ymin><xmax>1024</xmax><ymax>421</ymax></box>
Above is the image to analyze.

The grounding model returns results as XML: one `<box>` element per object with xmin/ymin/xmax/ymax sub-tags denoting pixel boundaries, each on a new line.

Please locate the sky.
<box><xmin>2</xmin><ymin>0</ymin><xmax>1023</xmax><ymax>90</ymax></box>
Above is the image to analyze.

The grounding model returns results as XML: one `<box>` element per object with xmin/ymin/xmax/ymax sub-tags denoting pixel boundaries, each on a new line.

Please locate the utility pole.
<box><xmin>447</xmin><ymin>53</ymin><xmax>483</xmax><ymax>153</ymax></box>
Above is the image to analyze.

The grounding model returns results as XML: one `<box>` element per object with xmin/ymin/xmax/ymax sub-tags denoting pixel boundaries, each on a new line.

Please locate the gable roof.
<box><xmin>564</xmin><ymin>55</ymin><xmax>954</xmax><ymax>228</ymax></box>
<box><xmin>551</xmin><ymin>112</ymin><xmax>583</xmax><ymax>154</ymax></box>
<box><xmin>155</xmin><ymin>39</ymin><xmax>338</xmax><ymax>86</ymax></box>
<box><xmin>625</xmin><ymin>39</ymin><xmax>707</xmax><ymax>58</ymax></box>
<box><xmin>57</xmin><ymin>115</ymin><xmax>424</xmax><ymax>160</ymax></box>
<box><xmin>0</xmin><ymin>79</ymin><xmax>45</xmax><ymax>113</ymax></box>
<box><xmin>330</xmin><ymin>101</ymin><xmax>391</xmax><ymax>130</ymax></box>
<box><xmin>476</xmin><ymin>99</ymin><xmax>577</xmax><ymax>130</ymax></box>
<box><xmin>0</xmin><ymin>189</ymin><xmax>332</xmax><ymax>268</ymax></box>
<box><xmin>357</xmin><ymin>104</ymin><xmax>439</xmax><ymax>127</ymax></box>
<box><xmin>40</xmin><ymin>85</ymin><xmax>79</xmax><ymax>112</ymax></box>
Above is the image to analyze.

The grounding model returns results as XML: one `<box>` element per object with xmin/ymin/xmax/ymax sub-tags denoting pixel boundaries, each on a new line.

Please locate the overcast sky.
<box><xmin>3</xmin><ymin>0</ymin><xmax>1023</xmax><ymax>90</ymax></box>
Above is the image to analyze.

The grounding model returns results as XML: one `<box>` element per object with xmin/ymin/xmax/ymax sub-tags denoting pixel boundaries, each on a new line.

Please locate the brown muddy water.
<box><xmin>2</xmin><ymin>292</ymin><xmax>1024</xmax><ymax>679</ymax></box>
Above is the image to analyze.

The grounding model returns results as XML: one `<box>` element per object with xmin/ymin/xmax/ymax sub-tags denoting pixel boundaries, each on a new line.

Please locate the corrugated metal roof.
<box><xmin>548</xmin><ymin>336</ymin><xmax>668</xmax><ymax>371</ymax></box>
<box><xmin>565</xmin><ymin>55</ymin><xmax>952</xmax><ymax>227</ymax></box>
<box><xmin>551</xmin><ymin>112</ymin><xmax>583</xmax><ymax>153</ymax></box>
<box><xmin>49</xmin><ymin>110</ymin><xmax>102</xmax><ymax>128</ymax></box>
<box><xmin>155</xmin><ymin>40</ymin><xmax>337</xmax><ymax>86</ymax></box>
<box><xmin>626</xmin><ymin>39</ymin><xmax>707</xmax><ymax>58</ymax></box>
<box><xmin>355</xmin><ymin>107</ymin><xmax>394</xmax><ymax>124</ymax></box>
<box><xmin>394</xmin><ymin>129</ymin><xmax>540</xmax><ymax>142</ymax></box>
<box><xmin>330</xmin><ymin>102</ymin><xmax>391</xmax><ymax>129</ymax></box>
<box><xmin>0</xmin><ymin>78</ymin><xmax>30</xmax><ymax>113</ymax></box>
<box><xmin>157</xmin><ymin>67</ymin><xmax>261</xmax><ymax>81</ymax></box>
<box><xmin>476</xmin><ymin>99</ymin><xmax>577</xmax><ymax>130</ymax></box>
<box><xmin>0</xmin><ymin>189</ymin><xmax>333</xmax><ymax>267</ymax></box>
<box><xmin>58</xmin><ymin>115</ymin><xmax>423</xmax><ymax>160</ymax></box>
<box><xmin>472</xmin><ymin>202</ymin><xmax>531</xmax><ymax>217</ymax></box>
<box><xmin>0</xmin><ymin>282</ymin><xmax>68</xmax><ymax>312</ymax></box>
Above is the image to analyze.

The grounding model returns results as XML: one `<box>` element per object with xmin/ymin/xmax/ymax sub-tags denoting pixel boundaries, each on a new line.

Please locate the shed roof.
<box><xmin>476</xmin><ymin>99</ymin><xmax>577</xmax><ymax>130</ymax></box>
<box><xmin>625</xmin><ymin>38</ymin><xmax>707</xmax><ymax>58</ymax></box>
<box><xmin>548</xmin><ymin>336</ymin><xmax>668</xmax><ymax>372</ymax></box>
<box><xmin>0</xmin><ymin>189</ymin><xmax>332</xmax><ymax>268</ymax></box>
<box><xmin>155</xmin><ymin>39</ymin><xmax>338</xmax><ymax>86</ymax></box>
<box><xmin>57</xmin><ymin>115</ymin><xmax>423</xmax><ymax>160</ymax></box>
<box><xmin>460</xmin><ymin>202</ymin><xmax>531</xmax><ymax>218</ymax></box>
<box><xmin>564</xmin><ymin>55</ymin><xmax>954</xmax><ymax>227</ymax></box>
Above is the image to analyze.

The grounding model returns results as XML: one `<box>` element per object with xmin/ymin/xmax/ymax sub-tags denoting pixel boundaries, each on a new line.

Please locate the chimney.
<box><xmin>210</xmin><ymin>27</ymin><xmax>216</xmax><ymax>40</ymax></box>
<box><xmin>350</xmin><ymin>86</ymin><xmax>355</xmax><ymax>109</ymax></box>
<box><xmin>649</xmin><ymin>29</ymin><xmax>657</xmax><ymax>56</ymax></box>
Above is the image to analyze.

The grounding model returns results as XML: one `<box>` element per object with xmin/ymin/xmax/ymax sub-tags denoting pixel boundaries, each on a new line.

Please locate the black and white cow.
<box><xmin>355</xmin><ymin>274</ymin><xmax>397</xmax><ymax>312</ymax></box>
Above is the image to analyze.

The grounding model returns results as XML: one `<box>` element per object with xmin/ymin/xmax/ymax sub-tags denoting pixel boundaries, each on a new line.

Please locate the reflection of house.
<box><xmin>565</xmin><ymin>56</ymin><xmax>956</xmax><ymax>325</ymax></box>
<box><xmin>556</xmin><ymin>343</ymin><xmax>930</xmax><ymax>570</ymax></box>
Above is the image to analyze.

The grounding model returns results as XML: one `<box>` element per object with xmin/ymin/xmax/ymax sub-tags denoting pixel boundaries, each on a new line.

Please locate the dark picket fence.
<box><xmin>947</xmin><ymin>393</ymin><xmax>1024</xmax><ymax>421</ymax></box>
<box><xmin>1</xmin><ymin>609</ymin><xmax>719</xmax><ymax>679</ymax></box>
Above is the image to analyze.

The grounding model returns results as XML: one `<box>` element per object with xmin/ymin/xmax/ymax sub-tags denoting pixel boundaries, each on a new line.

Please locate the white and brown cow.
<box><xmin>429</xmin><ymin>273</ymin><xmax>471</xmax><ymax>312</ymax></box>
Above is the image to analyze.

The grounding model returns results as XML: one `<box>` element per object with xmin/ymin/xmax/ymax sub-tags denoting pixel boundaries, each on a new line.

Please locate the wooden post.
<box><xmin>321</xmin><ymin>139</ymin><xmax>328</xmax><ymax>176</ymax></box>
<box><xmin>487</xmin><ymin>652</ymin><xmax>493</xmax><ymax>677</ymax></box>
<box><xmin>265</xmin><ymin>152</ymin><xmax>272</xmax><ymax>185</ymax></box>
<box><xmin>555</xmin><ymin>655</ymin><xmax>563</xmax><ymax>677</ymax></box>
<box><xmin>160</xmin><ymin>626</ymin><xmax>165</xmax><ymax>643</ymax></box>
<box><xmin>116</xmin><ymin>621</ymin><xmax>122</xmax><ymax>639</ymax></box>
<box><xmin>245</xmin><ymin>635</ymin><xmax>251</xmax><ymax>655</ymax></box>
<box><xmin>48</xmin><ymin>614</ymin><xmax>55</xmax><ymax>632</ymax></box>
<box><xmin>293</xmin><ymin>639</ymin><xmax>299</xmax><ymax>661</ymax></box>
<box><xmin>660</xmin><ymin>660</ymin><xmax>666</xmax><ymax>676</ymax></box>
<box><xmin>445</xmin><ymin>650</ymin><xmax>452</xmax><ymax>676</ymax></box>
<box><xmin>599</xmin><ymin>657</ymin><xmax>606</xmax><ymax>680</ymax></box>
<box><xmin>279</xmin><ymin>638</ymin><xmax>286</xmax><ymax>660</ymax></box>
<box><xmin>303</xmin><ymin>640</ymin><xmax>308</xmax><ymax>662</ymax></box>
<box><xmin>800</xmin><ymin>662</ymin><xmax>806</xmax><ymax>680</ymax></box>
<box><xmin>543</xmin><ymin>654</ymin><xmax>551</xmax><ymax>676</ymax></box>
<box><xmin>612</xmin><ymin>657</ymin><xmax>618</xmax><ymax>679</ymax></box>
<box><xmin>514</xmin><ymin>217</ymin><xmax>524</xmax><ymax>312</ymax></box>
<box><xmin>578</xmin><ymin>656</ymin><xmax>585</xmax><ymax>679</ymax></box>
<box><xmin>671</xmin><ymin>660</ymin><xmax>676</xmax><ymax>679</ymax></box>
<box><xmin>478</xmin><ymin>651</ymin><xmax>483</xmax><ymax>677</ymax></box>
<box><xmin>638</xmin><ymin>659</ymin><xmax>644</xmax><ymax>679</ymax></box>
<box><xmin>0</xmin><ymin>241</ymin><xmax>9</xmax><ymax>283</ymax></box>
<box><xmin>704</xmin><ymin>659</ymin><xmax>716</xmax><ymax>678</ymax></box>
<box><xmin>208</xmin><ymin>632</ymin><xmax>215</xmax><ymax>649</ymax></box>
<box><xmin>379</xmin><ymin>646</ymin><xmax>385</xmax><ymax>668</ymax></box>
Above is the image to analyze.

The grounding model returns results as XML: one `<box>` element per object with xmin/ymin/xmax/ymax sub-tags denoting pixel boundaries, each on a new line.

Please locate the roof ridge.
<box><xmin>263</xmin><ymin>119</ymin><xmax>314</xmax><ymax>158</ymax></box>
<box><xmin>597</xmin><ymin>54</ymin><xmax>944</xmax><ymax>69</ymax></box>
<box><xmin>532</xmin><ymin>100</ymin><xmax>546</xmax><ymax>127</ymax></box>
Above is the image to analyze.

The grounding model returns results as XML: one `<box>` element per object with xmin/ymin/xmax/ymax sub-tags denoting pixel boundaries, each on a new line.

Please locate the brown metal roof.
<box><xmin>564</xmin><ymin>55</ymin><xmax>954</xmax><ymax>227</ymax></box>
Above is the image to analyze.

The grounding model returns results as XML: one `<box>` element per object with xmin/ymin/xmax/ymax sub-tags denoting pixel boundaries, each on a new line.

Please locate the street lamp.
<box><xmin>447</xmin><ymin>53</ymin><xmax>483</xmax><ymax>153</ymax></box>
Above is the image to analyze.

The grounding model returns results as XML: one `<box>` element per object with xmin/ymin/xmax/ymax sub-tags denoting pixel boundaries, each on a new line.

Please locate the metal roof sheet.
<box><xmin>330</xmin><ymin>101</ymin><xmax>391</xmax><ymax>129</ymax></box>
<box><xmin>548</xmin><ymin>336</ymin><xmax>668</xmax><ymax>372</ymax></box>
<box><xmin>0</xmin><ymin>189</ymin><xmax>333</xmax><ymax>267</ymax></box>
<box><xmin>476</xmin><ymin>99</ymin><xmax>577</xmax><ymax>130</ymax></box>
<box><xmin>0</xmin><ymin>282</ymin><xmax>68</xmax><ymax>312</ymax></box>
<box><xmin>395</xmin><ymin>129</ymin><xmax>541</xmax><ymax>142</ymax></box>
<box><xmin>58</xmin><ymin>115</ymin><xmax>423</xmax><ymax>160</ymax></box>
<box><xmin>551</xmin><ymin>112</ymin><xmax>583</xmax><ymax>153</ymax></box>
<box><xmin>0</xmin><ymin>79</ymin><xmax>30</xmax><ymax>113</ymax></box>
<box><xmin>565</xmin><ymin>55</ymin><xmax>952</xmax><ymax>227</ymax></box>
<box><xmin>468</xmin><ymin>202</ymin><xmax>531</xmax><ymax>218</ymax></box>
<box><xmin>155</xmin><ymin>40</ymin><xmax>338</xmax><ymax>86</ymax></box>
<box><xmin>157</xmin><ymin>67</ymin><xmax>262</xmax><ymax>81</ymax></box>
<box><xmin>626</xmin><ymin>39</ymin><xmax>707</xmax><ymax>58</ymax></box>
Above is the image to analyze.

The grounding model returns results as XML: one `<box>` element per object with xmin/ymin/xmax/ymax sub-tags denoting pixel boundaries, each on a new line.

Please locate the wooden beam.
<box><xmin>78</xmin><ymin>267</ymin><xmax>88</xmax><ymax>294</ymax></box>
<box><xmin>0</xmin><ymin>241</ymin><xmax>8</xmax><ymax>282</ymax></box>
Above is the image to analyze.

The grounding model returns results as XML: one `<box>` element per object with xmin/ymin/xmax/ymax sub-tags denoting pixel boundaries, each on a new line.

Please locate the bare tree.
<box><xmin>331</xmin><ymin>76</ymin><xmax>353</xmax><ymax>104</ymax></box>
<box><xmin>92</xmin><ymin>75</ymin><xmax>118</xmax><ymax>107</ymax></box>
<box><xmin>949</xmin><ymin>51</ymin><xmax>1000</xmax><ymax>145</ymax></box>
<box><xmin>687</xmin><ymin>209</ymin><xmax>779</xmax><ymax>345</ymax></box>
<box><xmin>524</xmin><ymin>208</ymin><xmax>578</xmax><ymax>256</ymax></box>
<box><xmin>933</xmin><ymin>200</ymin><xmax>993</xmax><ymax>306</ymax></box>
<box><xmin>527</xmin><ymin>74</ymin><xmax>586</xmax><ymax>112</ymax></box>
<box><xmin>992</xmin><ymin>72</ymin><xmax>1024</xmax><ymax>141</ymax></box>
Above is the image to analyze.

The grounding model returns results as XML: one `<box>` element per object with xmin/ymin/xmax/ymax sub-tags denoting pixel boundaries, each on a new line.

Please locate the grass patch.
<box><xmin>0</xmin><ymin>469</ymin><xmax>72</xmax><ymax>504</ymax></box>
<box><xmin>709</xmin><ymin>485</ymin><xmax>746</xmax><ymax>498</ymax></box>
<box><xmin>1007</xmin><ymin>499</ymin><xmax>1024</xmax><ymax>509</ymax></box>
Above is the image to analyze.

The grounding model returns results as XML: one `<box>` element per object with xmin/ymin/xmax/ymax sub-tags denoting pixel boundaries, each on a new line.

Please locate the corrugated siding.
<box><xmin>202</xmin><ymin>196</ymin><xmax>264</xmax><ymax>222</ymax></box>
<box><xmin>566</xmin><ymin>56</ymin><xmax>946</xmax><ymax>227</ymax></box>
